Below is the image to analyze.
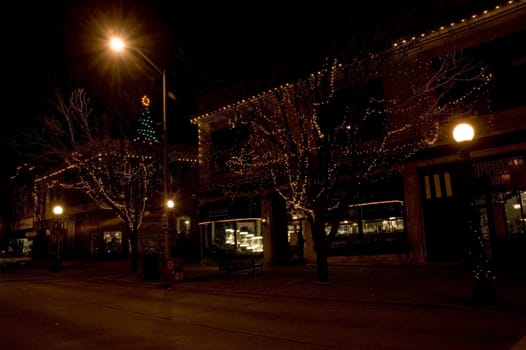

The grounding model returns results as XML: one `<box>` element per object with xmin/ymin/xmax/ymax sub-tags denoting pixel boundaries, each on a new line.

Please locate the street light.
<box><xmin>51</xmin><ymin>204</ymin><xmax>64</xmax><ymax>272</ymax></box>
<box><xmin>452</xmin><ymin>121</ymin><xmax>496</xmax><ymax>305</ymax></box>
<box><xmin>109</xmin><ymin>37</ymin><xmax>171</xmax><ymax>280</ymax></box>
<box><xmin>52</xmin><ymin>205</ymin><xmax>64</xmax><ymax>216</ymax></box>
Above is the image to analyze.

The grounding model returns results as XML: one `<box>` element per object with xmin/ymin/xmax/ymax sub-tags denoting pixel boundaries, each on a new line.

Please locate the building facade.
<box><xmin>191</xmin><ymin>1</ymin><xmax>526</xmax><ymax>268</ymax></box>
<box><xmin>6</xmin><ymin>144</ymin><xmax>200</xmax><ymax>268</ymax></box>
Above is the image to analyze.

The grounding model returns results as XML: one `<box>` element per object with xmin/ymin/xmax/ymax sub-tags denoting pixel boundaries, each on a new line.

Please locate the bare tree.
<box><xmin>215</xmin><ymin>48</ymin><xmax>491</xmax><ymax>281</ymax></box>
<box><xmin>16</xmin><ymin>88</ymin><xmax>160</xmax><ymax>272</ymax></box>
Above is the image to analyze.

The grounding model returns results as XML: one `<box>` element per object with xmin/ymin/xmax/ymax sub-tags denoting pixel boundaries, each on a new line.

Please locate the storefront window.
<box><xmin>200</xmin><ymin>218</ymin><xmax>264</xmax><ymax>259</ymax></box>
<box><xmin>288</xmin><ymin>221</ymin><xmax>306</xmax><ymax>263</ymax></box>
<box><xmin>103</xmin><ymin>231</ymin><xmax>122</xmax><ymax>256</ymax></box>
<box><xmin>176</xmin><ymin>216</ymin><xmax>191</xmax><ymax>236</ymax></box>
<box><xmin>326</xmin><ymin>200</ymin><xmax>408</xmax><ymax>255</ymax></box>
<box><xmin>504</xmin><ymin>190</ymin><xmax>526</xmax><ymax>237</ymax></box>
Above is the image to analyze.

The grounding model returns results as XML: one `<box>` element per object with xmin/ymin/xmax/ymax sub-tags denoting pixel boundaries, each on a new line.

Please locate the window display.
<box><xmin>504</xmin><ymin>190</ymin><xmax>526</xmax><ymax>237</ymax></box>
<box><xmin>223</xmin><ymin>221</ymin><xmax>263</xmax><ymax>253</ymax></box>
<box><xmin>200</xmin><ymin>218</ymin><xmax>264</xmax><ymax>260</ymax></box>
<box><xmin>326</xmin><ymin>200</ymin><xmax>408</xmax><ymax>255</ymax></box>
<box><xmin>103</xmin><ymin>231</ymin><xmax>122</xmax><ymax>255</ymax></box>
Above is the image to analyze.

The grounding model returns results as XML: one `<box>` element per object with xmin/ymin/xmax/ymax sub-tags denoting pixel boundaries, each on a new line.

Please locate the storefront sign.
<box><xmin>474</xmin><ymin>156</ymin><xmax>524</xmax><ymax>177</ymax></box>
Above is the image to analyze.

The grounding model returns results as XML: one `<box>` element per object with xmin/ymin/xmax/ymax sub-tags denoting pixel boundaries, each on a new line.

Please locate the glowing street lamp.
<box><xmin>452</xmin><ymin>121</ymin><xmax>496</xmax><ymax>305</ymax></box>
<box><xmin>109</xmin><ymin>37</ymin><xmax>171</xmax><ymax>278</ymax></box>
<box><xmin>52</xmin><ymin>205</ymin><xmax>64</xmax><ymax>216</ymax></box>
<box><xmin>452</xmin><ymin>122</ymin><xmax>475</xmax><ymax>143</ymax></box>
<box><xmin>51</xmin><ymin>204</ymin><xmax>64</xmax><ymax>271</ymax></box>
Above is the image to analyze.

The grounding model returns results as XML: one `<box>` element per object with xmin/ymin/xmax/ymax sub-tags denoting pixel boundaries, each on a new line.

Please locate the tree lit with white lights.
<box><xmin>207</xmin><ymin>47</ymin><xmax>492</xmax><ymax>281</ymax></box>
<box><xmin>18</xmin><ymin>89</ymin><xmax>160</xmax><ymax>272</ymax></box>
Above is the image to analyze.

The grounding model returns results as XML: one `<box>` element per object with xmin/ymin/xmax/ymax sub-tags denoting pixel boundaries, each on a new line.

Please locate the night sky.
<box><xmin>1</xmin><ymin>0</ymin><xmax>500</xmax><ymax>179</ymax></box>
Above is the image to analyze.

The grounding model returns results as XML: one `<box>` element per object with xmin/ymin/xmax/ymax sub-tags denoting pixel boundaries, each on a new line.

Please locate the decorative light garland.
<box><xmin>392</xmin><ymin>0</ymin><xmax>523</xmax><ymax>49</ymax></box>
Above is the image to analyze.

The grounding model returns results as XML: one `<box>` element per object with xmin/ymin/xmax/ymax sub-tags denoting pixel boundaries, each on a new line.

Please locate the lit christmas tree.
<box><xmin>134</xmin><ymin>95</ymin><xmax>160</xmax><ymax>145</ymax></box>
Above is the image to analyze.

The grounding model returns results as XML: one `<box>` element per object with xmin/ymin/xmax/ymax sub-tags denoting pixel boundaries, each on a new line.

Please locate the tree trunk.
<box><xmin>129</xmin><ymin>228</ymin><xmax>139</xmax><ymax>273</ymax></box>
<box><xmin>315</xmin><ymin>241</ymin><xmax>329</xmax><ymax>282</ymax></box>
<box><xmin>308</xmin><ymin>211</ymin><xmax>329</xmax><ymax>282</ymax></box>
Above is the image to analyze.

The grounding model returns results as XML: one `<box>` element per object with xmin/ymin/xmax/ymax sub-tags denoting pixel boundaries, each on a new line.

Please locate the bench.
<box><xmin>217</xmin><ymin>256</ymin><xmax>263</xmax><ymax>274</ymax></box>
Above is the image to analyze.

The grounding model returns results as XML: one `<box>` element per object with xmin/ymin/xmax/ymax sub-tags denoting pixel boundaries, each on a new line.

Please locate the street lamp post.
<box><xmin>51</xmin><ymin>204</ymin><xmax>64</xmax><ymax>272</ymax></box>
<box><xmin>452</xmin><ymin>122</ymin><xmax>497</xmax><ymax>305</ymax></box>
<box><xmin>109</xmin><ymin>37</ymin><xmax>171</xmax><ymax>282</ymax></box>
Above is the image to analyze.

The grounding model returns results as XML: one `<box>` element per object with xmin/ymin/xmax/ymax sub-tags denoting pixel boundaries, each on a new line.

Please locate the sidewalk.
<box><xmin>59</xmin><ymin>259</ymin><xmax>526</xmax><ymax>312</ymax></box>
<box><xmin>22</xmin><ymin>259</ymin><xmax>526</xmax><ymax>350</ymax></box>
<box><xmin>187</xmin><ymin>264</ymin><xmax>526</xmax><ymax>310</ymax></box>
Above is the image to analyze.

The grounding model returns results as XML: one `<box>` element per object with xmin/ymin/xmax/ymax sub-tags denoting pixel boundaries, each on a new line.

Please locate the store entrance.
<box><xmin>420</xmin><ymin>164</ymin><xmax>470</xmax><ymax>262</ymax></box>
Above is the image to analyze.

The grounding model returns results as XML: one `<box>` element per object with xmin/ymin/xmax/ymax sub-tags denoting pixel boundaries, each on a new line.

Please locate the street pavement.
<box><xmin>22</xmin><ymin>259</ymin><xmax>526</xmax><ymax>349</ymax></box>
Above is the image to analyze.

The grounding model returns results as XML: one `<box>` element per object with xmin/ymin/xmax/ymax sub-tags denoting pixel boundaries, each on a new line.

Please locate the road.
<box><xmin>1</xmin><ymin>267</ymin><xmax>525</xmax><ymax>349</ymax></box>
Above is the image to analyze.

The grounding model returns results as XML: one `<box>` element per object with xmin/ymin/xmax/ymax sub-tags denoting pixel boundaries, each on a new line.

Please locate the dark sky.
<box><xmin>1</xmin><ymin>0</ymin><xmax>500</xmax><ymax>178</ymax></box>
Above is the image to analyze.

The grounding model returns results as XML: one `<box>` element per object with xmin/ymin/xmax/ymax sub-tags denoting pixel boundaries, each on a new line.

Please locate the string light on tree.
<box><xmin>191</xmin><ymin>36</ymin><xmax>493</xmax><ymax>282</ymax></box>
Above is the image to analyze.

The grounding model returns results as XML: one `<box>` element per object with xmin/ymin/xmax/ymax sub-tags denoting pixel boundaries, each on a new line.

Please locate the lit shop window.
<box><xmin>223</xmin><ymin>221</ymin><xmax>263</xmax><ymax>253</ymax></box>
<box><xmin>325</xmin><ymin>200</ymin><xmax>405</xmax><ymax>236</ymax></box>
<box><xmin>504</xmin><ymin>190</ymin><xmax>526</xmax><ymax>237</ymax></box>
<box><xmin>103</xmin><ymin>231</ymin><xmax>122</xmax><ymax>255</ymax></box>
<box><xmin>325</xmin><ymin>200</ymin><xmax>408</xmax><ymax>255</ymax></box>
<box><xmin>201</xmin><ymin>218</ymin><xmax>264</xmax><ymax>255</ymax></box>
